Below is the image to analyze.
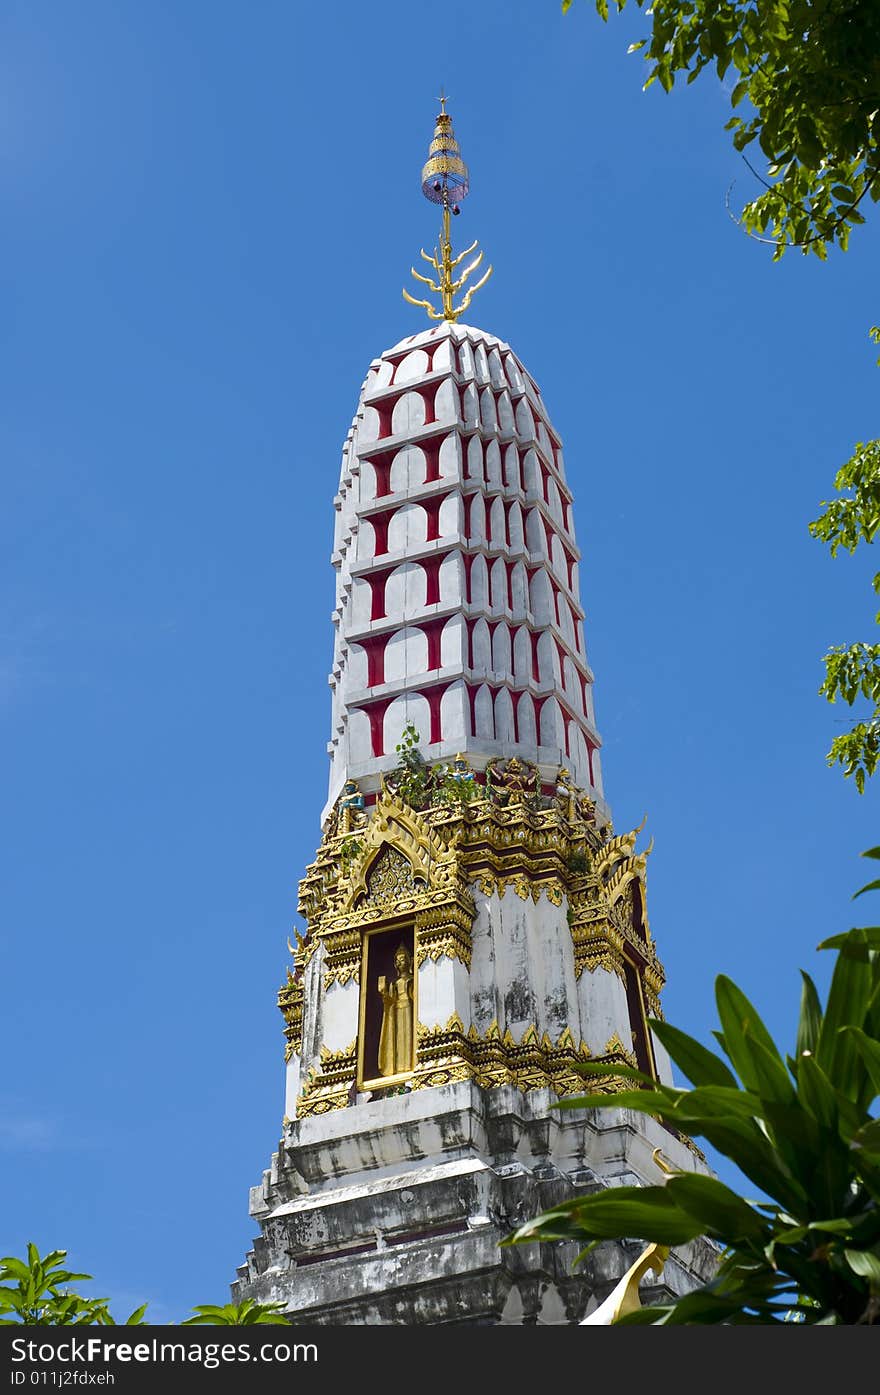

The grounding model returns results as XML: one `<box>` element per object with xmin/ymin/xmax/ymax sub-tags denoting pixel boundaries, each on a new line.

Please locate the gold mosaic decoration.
<box><xmin>285</xmin><ymin>762</ymin><xmax>666</xmax><ymax>1118</ymax></box>
<box><xmin>361</xmin><ymin>844</ymin><xmax>424</xmax><ymax>907</ymax></box>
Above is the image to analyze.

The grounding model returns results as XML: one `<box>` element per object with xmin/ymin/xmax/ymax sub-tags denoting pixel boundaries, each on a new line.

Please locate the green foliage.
<box><xmin>563</xmin><ymin>0</ymin><xmax>880</xmax><ymax>258</ymax></box>
<box><xmin>389</xmin><ymin>724</ymin><xmax>479</xmax><ymax>810</ymax></box>
<box><xmin>0</xmin><ymin>1246</ymin><xmax>146</xmax><ymax>1326</ymax></box>
<box><xmin>567</xmin><ymin>851</ymin><xmax>591</xmax><ymax>874</ymax></box>
<box><xmin>181</xmin><ymin>1300</ymin><xmax>288</xmax><ymax>1326</ymax></box>
<box><xmin>339</xmin><ymin>835</ymin><xmax>364</xmax><ymax>870</ymax></box>
<box><xmin>390</xmin><ymin>722</ymin><xmax>431</xmax><ymax>807</ymax></box>
<box><xmin>506</xmin><ymin>848</ymin><xmax>880</xmax><ymax>1324</ymax></box>
<box><xmin>0</xmin><ymin>1246</ymin><xmax>286</xmax><ymax>1327</ymax></box>
<box><xmin>809</xmin><ymin>396</ymin><xmax>880</xmax><ymax>791</ymax></box>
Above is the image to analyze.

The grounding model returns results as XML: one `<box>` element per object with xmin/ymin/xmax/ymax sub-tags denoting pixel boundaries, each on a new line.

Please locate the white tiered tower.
<box><xmin>324</xmin><ymin>318</ymin><xmax>605</xmax><ymax>825</ymax></box>
<box><xmin>234</xmin><ymin>106</ymin><xmax>716</xmax><ymax>1325</ymax></box>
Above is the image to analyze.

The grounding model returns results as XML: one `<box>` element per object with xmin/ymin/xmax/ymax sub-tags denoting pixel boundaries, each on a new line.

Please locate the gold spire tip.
<box><xmin>402</xmin><ymin>100</ymin><xmax>493</xmax><ymax>324</ymax></box>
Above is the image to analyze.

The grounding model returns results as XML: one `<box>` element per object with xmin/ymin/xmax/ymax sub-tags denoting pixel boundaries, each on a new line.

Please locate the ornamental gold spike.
<box><xmin>403</xmin><ymin>96</ymin><xmax>493</xmax><ymax>323</ymax></box>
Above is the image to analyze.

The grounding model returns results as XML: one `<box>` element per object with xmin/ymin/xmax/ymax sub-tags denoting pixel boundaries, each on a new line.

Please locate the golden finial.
<box><xmin>403</xmin><ymin>100</ymin><xmax>493</xmax><ymax>323</ymax></box>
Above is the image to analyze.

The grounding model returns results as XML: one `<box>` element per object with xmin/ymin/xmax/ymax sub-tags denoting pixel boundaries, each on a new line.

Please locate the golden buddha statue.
<box><xmin>377</xmin><ymin>943</ymin><xmax>414</xmax><ymax>1078</ymax></box>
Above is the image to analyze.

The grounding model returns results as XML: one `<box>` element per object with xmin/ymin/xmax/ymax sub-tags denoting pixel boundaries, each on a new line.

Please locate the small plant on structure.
<box><xmin>339</xmin><ymin>835</ymin><xmax>364</xmax><ymax>871</ymax></box>
<box><xmin>391</xmin><ymin>723</ymin><xmax>430</xmax><ymax>808</ymax></box>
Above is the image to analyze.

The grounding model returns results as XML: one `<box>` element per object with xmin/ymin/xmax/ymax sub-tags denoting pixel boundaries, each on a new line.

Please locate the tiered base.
<box><xmin>233</xmin><ymin>1081</ymin><xmax>717</xmax><ymax>1324</ymax></box>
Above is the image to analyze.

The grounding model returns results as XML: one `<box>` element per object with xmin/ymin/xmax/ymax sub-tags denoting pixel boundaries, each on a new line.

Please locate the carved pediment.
<box><xmin>592</xmin><ymin>819</ymin><xmax>653</xmax><ymax>942</ymax></box>
<box><xmin>337</xmin><ymin>791</ymin><xmax>461</xmax><ymax>914</ymax></box>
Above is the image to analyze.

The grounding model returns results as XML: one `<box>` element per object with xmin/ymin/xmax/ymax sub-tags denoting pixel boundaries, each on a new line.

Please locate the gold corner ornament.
<box><xmin>580</xmin><ymin>1244</ymin><xmax>670</xmax><ymax>1326</ymax></box>
<box><xmin>403</xmin><ymin>98</ymin><xmax>493</xmax><ymax>323</ymax></box>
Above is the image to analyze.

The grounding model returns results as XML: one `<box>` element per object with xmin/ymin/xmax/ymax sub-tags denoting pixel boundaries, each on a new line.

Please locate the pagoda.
<box><xmin>233</xmin><ymin>102</ymin><xmax>717</xmax><ymax>1324</ymax></box>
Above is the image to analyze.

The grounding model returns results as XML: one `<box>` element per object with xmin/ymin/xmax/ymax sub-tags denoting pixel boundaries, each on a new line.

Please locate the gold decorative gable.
<box><xmin>338</xmin><ymin>791</ymin><xmax>459</xmax><ymax>913</ymax></box>
<box><xmin>360</xmin><ymin>844</ymin><xmax>425</xmax><ymax>908</ymax></box>
<box><xmin>591</xmin><ymin>818</ymin><xmax>654</xmax><ymax>940</ymax></box>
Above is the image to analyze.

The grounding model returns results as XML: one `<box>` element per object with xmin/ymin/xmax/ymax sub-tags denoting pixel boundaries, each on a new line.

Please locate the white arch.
<box><xmin>480</xmin><ymin>388</ymin><xmax>498</xmax><ymax>432</ymax></box>
<box><xmin>462</xmin><ymin>382</ymin><xmax>479</xmax><ymax>427</ymax></box>
<box><xmin>485</xmin><ymin>438</ymin><xmax>502</xmax><ymax>486</ymax></box>
<box><xmin>432</xmin><ymin>336</ymin><xmax>456</xmax><ymax>373</ymax></box>
<box><xmin>441</xmin><ymin>680</ymin><xmax>468</xmax><ymax>749</ymax></box>
<box><xmin>388</xmin><ymin>503</ymin><xmax>428</xmax><ymax>553</ymax></box>
<box><xmin>510</xmin><ymin>560</ymin><xmax>529</xmax><ymax>618</ymax></box>
<box><xmin>467</xmin><ymin>434</ymin><xmax>484</xmax><ymax>481</ymax></box>
<box><xmin>386</xmin><ymin>561</ymin><xmax>425</xmax><ymax>619</ymax></box>
<box><xmin>525</xmin><ymin>508</ymin><xmax>547</xmax><ymax>559</ymax></box>
<box><xmin>438</xmin><ymin>551</ymin><xmax>459</xmax><ymax>607</ymax></box>
<box><xmin>434</xmin><ymin>379</ymin><xmax>460</xmax><ymax>429</ymax></box>
<box><xmin>490</xmin><ymin>557</ymin><xmax>507</xmax><ymax>613</ymax></box>
<box><xmin>391</xmin><ymin>391</ymin><xmax>427</xmax><ymax>436</ymax></box>
<box><xmin>522</xmin><ymin>449</ymin><xmax>542</xmax><ymax>500</ymax></box>
<box><xmin>504</xmin><ymin>444</ymin><xmax>521</xmax><ymax>490</ymax></box>
<box><xmin>474</xmin><ymin>684</ymin><xmax>494</xmax><ymax>740</ymax></box>
<box><xmin>503</xmin><ymin>354</ymin><xmax>525</xmax><ymax>393</ymax></box>
<box><xmin>470</xmin><ymin>554</ymin><xmax>489</xmax><ymax>609</ymax></box>
<box><xmin>508</xmin><ymin>501</ymin><xmax>525</xmax><ymax>551</ymax></box>
<box><xmin>517</xmin><ymin>692</ymin><xmax>537</xmax><ymax>746</ymax></box>
<box><xmin>390</xmin><ymin>445</ymin><xmax>426</xmax><ymax>493</ymax></box>
<box><xmin>395</xmin><ymin>348</ymin><xmax>430</xmax><ymax>383</ymax></box>
<box><xmin>547</xmin><ymin>475</ymin><xmax>565</xmax><ymax>528</ymax></box>
<box><xmin>530</xmin><ymin>571</ymin><xmax>554</xmax><ymax>626</ymax></box>
<box><xmin>441</xmin><ymin>614</ymin><xmax>466</xmax><ymax>668</ymax></box>
<box><xmin>539</xmin><ymin>697</ymin><xmax>564</xmax><ymax>750</ymax></box>
<box><xmin>513</xmin><ymin>625</ymin><xmax>531</xmax><ymax>682</ymax></box>
<box><xmin>494</xmin><ymin>688</ymin><xmax>515</xmax><ymax>744</ymax></box>
<box><xmin>536</xmin><ymin>629</ymin><xmax>556</xmax><ymax>683</ymax></box>
<box><xmin>468</xmin><ymin>493</ymin><xmax>486</xmax><ymax>544</ymax></box>
<box><xmin>559</xmin><ymin>597</ymin><xmax>576</xmax><ymax>647</ymax></box>
<box><xmin>515</xmin><ymin>399</ymin><xmax>535</xmax><ymax>441</ymax></box>
<box><xmin>473</xmin><ymin>341</ymin><xmax>490</xmax><ymax>383</ymax></box>
<box><xmin>346</xmin><ymin>640</ymin><xmax>369</xmax><ymax>691</ymax></box>
<box><xmin>472</xmin><ymin>618</ymin><xmax>492</xmax><ymax>672</ymax></box>
<box><xmin>359</xmin><ymin>404</ymin><xmax>382</xmax><ymax>444</ymax></box>
<box><xmin>347</xmin><ymin>707</ymin><xmax>373</xmax><ymax>766</ymax></box>
<box><xmin>384</xmin><ymin>625</ymin><xmax>428</xmax><ymax>683</ymax></box>
<box><xmin>550</xmin><ymin>532</ymin><xmax>567</xmax><ymax>578</ymax></box>
<box><xmin>384</xmin><ymin>692</ymin><xmax>430</xmax><ymax>757</ymax></box>
<box><xmin>563</xmin><ymin>655</ymin><xmax>581</xmax><ymax>708</ymax></box>
<box><xmin>438</xmin><ymin>429</ymin><xmax>460</xmax><ymax>476</ymax></box>
<box><xmin>351</xmin><ymin>575</ymin><xmax>374</xmax><ymax>628</ymax></box>
<box><xmin>438</xmin><ymin>493</ymin><xmax>459</xmax><ymax>540</ymax></box>
<box><xmin>568</xmin><ymin>725</ymin><xmax>591</xmax><ymax>791</ymax></box>
<box><xmin>492</xmin><ymin>622</ymin><xmax>512</xmax><ymax>677</ymax></box>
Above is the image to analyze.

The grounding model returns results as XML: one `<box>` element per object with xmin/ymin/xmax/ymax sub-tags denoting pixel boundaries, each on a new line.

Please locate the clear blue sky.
<box><xmin>2</xmin><ymin>0</ymin><xmax>877</xmax><ymax>1321</ymax></box>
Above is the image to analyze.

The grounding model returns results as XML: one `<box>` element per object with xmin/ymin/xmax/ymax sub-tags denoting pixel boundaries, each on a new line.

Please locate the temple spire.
<box><xmin>403</xmin><ymin>99</ymin><xmax>493</xmax><ymax>322</ymax></box>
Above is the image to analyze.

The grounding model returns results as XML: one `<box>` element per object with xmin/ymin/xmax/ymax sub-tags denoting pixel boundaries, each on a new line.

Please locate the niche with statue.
<box><xmin>357</xmin><ymin>924</ymin><xmax>416</xmax><ymax>1091</ymax></box>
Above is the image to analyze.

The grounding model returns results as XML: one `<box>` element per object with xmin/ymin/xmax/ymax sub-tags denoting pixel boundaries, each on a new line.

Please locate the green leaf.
<box><xmin>715</xmin><ymin>975</ymin><xmax>786</xmax><ymax>1091</ymax></box>
<box><xmin>817</xmin><ymin>930</ymin><xmax>874</xmax><ymax>1100</ymax></box>
<box><xmin>796</xmin><ymin>972</ymin><xmax>823</xmax><ymax>1057</ymax></box>
<box><xmin>851</xmin><ymin>1117</ymin><xmax>880</xmax><ymax>1153</ymax></box>
<box><xmin>841</xmin><ymin>1027</ymin><xmax>880</xmax><ymax>1098</ymax></box>
<box><xmin>665</xmin><ymin>1175</ymin><xmax>768</xmax><ymax>1244</ymax></box>
<box><xmin>844</xmin><ymin>1249</ymin><xmax>880</xmax><ymax>1284</ymax></box>
<box><xmin>795</xmin><ymin>1054</ymin><xmax>839</xmax><ymax>1132</ymax></box>
<box><xmin>508</xmin><ymin>1185</ymin><xmax>706</xmax><ymax>1248</ymax></box>
<box><xmin>650</xmin><ymin>1019</ymin><xmax>739</xmax><ymax>1088</ymax></box>
<box><xmin>818</xmin><ymin>927</ymin><xmax>880</xmax><ymax>954</ymax></box>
